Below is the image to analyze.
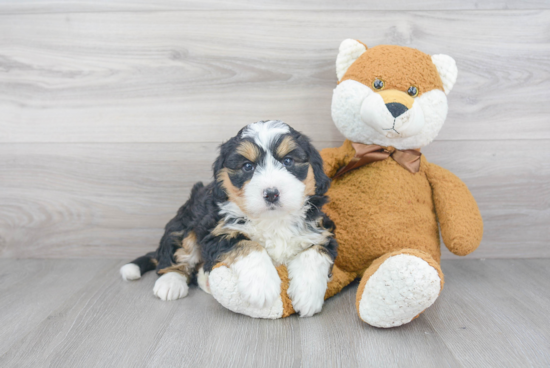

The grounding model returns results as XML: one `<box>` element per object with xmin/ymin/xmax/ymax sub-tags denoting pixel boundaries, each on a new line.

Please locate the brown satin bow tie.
<box><xmin>334</xmin><ymin>143</ymin><xmax>422</xmax><ymax>179</ymax></box>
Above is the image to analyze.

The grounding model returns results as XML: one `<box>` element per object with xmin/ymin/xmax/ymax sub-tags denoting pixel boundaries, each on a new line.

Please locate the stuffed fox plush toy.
<box><xmin>208</xmin><ymin>40</ymin><xmax>484</xmax><ymax>327</ymax></box>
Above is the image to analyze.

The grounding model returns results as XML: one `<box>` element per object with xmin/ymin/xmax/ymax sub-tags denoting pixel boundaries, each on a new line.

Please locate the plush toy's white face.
<box><xmin>331</xmin><ymin>40</ymin><xmax>458</xmax><ymax>150</ymax></box>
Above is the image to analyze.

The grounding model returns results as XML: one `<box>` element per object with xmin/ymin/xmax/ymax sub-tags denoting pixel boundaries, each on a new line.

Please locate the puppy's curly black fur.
<box><xmin>122</xmin><ymin>121</ymin><xmax>337</xmax><ymax>303</ymax></box>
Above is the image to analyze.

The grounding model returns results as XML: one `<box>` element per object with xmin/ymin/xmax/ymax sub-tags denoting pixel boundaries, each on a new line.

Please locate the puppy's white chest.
<box><xmin>252</xmin><ymin>229</ymin><xmax>304</xmax><ymax>265</ymax></box>
<box><xmin>244</xmin><ymin>220</ymin><xmax>326</xmax><ymax>265</ymax></box>
<box><xmin>218</xmin><ymin>202</ymin><xmax>327</xmax><ymax>265</ymax></box>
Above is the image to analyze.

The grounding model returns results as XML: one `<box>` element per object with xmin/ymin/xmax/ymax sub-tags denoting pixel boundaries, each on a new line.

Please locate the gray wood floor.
<box><xmin>0</xmin><ymin>258</ymin><xmax>548</xmax><ymax>367</ymax></box>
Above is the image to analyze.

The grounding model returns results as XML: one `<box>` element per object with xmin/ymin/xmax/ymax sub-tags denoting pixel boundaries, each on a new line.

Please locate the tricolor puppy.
<box><xmin>120</xmin><ymin>120</ymin><xmax>337</xmax><ymax>317</ymax></box>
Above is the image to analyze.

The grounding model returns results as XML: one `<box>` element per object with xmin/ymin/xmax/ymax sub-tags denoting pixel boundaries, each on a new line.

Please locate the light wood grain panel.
<box><xmin>0</xmin><ymin>143</ymin><xmax>219</xmax><ymax>258</ymax></box>
<box><xmin>0</xmin><ymin>10</ymin><xmax>549</xmax><ymax>143</ymax></box>
<box><xmin>1</xmin><ymin>0</ymin><xmax>549</xmax><ymax>13</ymax></box>
<box><xmin>424</xmin><ymin>140</ymin><xmax>550</xmax><ymax>259</ymax></box>
<box><xmin>1</xmin><ymin>259</ymin><xmax>549</xmax><ymax>367</ymax></box>
<box><xmin>0</xmin><ymin>140</ymin><xmax>548</xmax><ymax>259</ymax></box>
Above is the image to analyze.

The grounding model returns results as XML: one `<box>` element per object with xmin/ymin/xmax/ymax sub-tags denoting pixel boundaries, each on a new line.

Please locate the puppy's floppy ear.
<box><xmin>212</xmin><ymin>140</ymin><xmax>231</xmax><ymax>202</ymax></box>
<box><xmin>297</xmin><ymin>134</ymin><xmax>331</xmax><ymax>196</ymax></box>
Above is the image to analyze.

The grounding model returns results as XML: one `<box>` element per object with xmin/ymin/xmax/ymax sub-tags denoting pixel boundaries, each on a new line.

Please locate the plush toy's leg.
<box><xmin>279</xmin><ymin>264</ymin><xmax>358</xmax><ymax>317</ymax></box>
<box><xmin>325</xmin><ymin>265</ymin><xmax>358</xmax><ymax>299</ymax></box>
<box><xmin>208</xmin><ymin>263</ymin><xmax>357</xmax><ymax>319</ymax></box>
<box><xmin>208</xmin><ymin>263</ymin><xmax>286</xmax><ymax>319</ymax></box>
<box><xmin>355</xmin><ymin>249</ymin><xmax>444</xmax><ymax>328</ymax></box>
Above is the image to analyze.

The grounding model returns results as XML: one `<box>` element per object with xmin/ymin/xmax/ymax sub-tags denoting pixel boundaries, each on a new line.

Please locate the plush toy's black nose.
<box><xmin>386</xmin><ymin>102</ymin><xmax>408</xmax><ymax>118</ymax></box>
<box><xmin>263</xmin><ymin>188</ymin><xmax>280</xmax><ymax>204</ymax></box>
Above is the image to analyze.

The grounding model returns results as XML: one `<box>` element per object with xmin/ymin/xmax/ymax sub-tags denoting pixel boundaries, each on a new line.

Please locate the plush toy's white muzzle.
<box><xmin>332</xmin><ymin>80</ymin><xmax>449</xmax><ymax>149</ymax></box>
<box><xmin>359</xmin><ymin>92</ymin><xmax>425</xmax><ymax>139</ymax></box>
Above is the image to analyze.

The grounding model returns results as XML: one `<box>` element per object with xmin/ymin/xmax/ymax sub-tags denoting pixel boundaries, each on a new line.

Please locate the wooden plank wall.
<box><xmin>0</xmin><ymin>1</ymin><xmax>549</xmax><ymax>259</ymax></box>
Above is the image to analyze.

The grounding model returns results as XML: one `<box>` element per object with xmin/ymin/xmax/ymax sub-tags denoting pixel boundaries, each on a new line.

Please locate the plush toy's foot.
<box><xmin>208</xmin><ymin>262</ymin><xmax>357</xmax><ymax>319</ymax></box>
<box><xmin>356</xmin><ymin>249</ymin><xmax>444</xmax><ymax>328</ymax></box>
<box><xmin>209</xmin><ymin>264</ymin><xmax>294</xmax><ymax>319</ymax></box>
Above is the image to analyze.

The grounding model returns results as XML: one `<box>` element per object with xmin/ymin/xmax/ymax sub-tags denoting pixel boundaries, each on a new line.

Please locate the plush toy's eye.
<box><xmin>407</xmin><ymin>86</ymin><xmax>418</xmax><ymax>97</ymax></box>
<box><xmin>373</xmin><ymin>79</ymin><xmax>384</xmax><ymax>90</ymax></box>
<box><xmin>282</xmin><ymin>157</ymin><xmax>294</xmax><ymax>167</ymax></box>
<box><xmin>242</xmin><ymin>162</ymin><xmax>255</xmax><ymax>172</ymax></box>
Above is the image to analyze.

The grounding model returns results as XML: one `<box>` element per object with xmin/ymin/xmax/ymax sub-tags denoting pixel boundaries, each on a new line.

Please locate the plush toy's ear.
<box><xmin>431</xmin><ymin>54</ymin><xmax>458</xmax><ymax>94</ymax></box>
<box><xmin>336</xmin><ymin>39</ymin><xmax>367</xmax><ymax>81</ymax></box>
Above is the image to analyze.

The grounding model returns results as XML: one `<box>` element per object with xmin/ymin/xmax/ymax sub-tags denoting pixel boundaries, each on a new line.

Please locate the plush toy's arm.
<box><xmin>320</xmin><ymin>140</ymin><xmax>356</xmax><ymax>178</ymax></box>
<box><xmin>425</xmin><ymin>163</ymin><xmax>483</xmax><ymax>256</ymax></box>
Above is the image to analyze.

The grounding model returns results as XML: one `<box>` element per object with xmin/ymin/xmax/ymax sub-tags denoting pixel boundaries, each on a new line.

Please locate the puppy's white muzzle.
<box><xmin>244</xmin><ymin>158</ymin><xmax>305</xmax><ymax>218</ymax></box>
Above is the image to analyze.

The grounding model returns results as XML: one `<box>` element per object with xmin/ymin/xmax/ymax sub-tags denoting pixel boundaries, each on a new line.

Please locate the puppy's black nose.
<box><xmin>386</xmin><ymin>102</ymin><xmax>408</xmax><ymax>118</ymax></box>
<box><xmin>263</xmin><ymin>188</ymin><xmax>280</xmax><ymax>204</ymax></box>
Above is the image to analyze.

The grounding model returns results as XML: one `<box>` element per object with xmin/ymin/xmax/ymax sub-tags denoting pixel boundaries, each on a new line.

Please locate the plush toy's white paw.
<box><xmin>358</xmin><ymin>254</ymin><xmax>441</xmax><ymax>328</ymax></box>
<box><xmin>287</xmin><ymin>249</ymin><xmax>332</xmax><ymax>317</ymax></box>
<box><xmin>231</xmin><ymin>251</ymin><xmax>281</xmax><ymax>309</ymax></box>
<box><xmin>153</xmin><ymin>272</ymin><xmax>189</xmax><ymax>301</ymax></box>
<box><xmin>209</xmin><ymin>265</ymin><xmax>283</xmax><ymax>319</ymax></box>
<box><xmin>120</xmin><ymin>263</ymin><xmax>141</xmax><ymax>281</ymax></box>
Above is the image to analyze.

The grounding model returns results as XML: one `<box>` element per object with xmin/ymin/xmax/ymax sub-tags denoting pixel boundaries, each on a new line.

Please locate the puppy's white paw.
<box><xmin>120</xmin><ymin>263</ymin><xmax>141</xmax><ymax>281</ymax></box>
<box><xmin>288</xmin><ymin>279</ymin><xmax>325</xmax><ymax>317</ymax></box>
<box><xmin>231</xmin><ymin>251</ymin><xmax>281</xmax><ymax>309</ymax></box>
<box><xmin>288</xmin><ymin>249</ymin><xmax>332</xmax><ymax>317</ymax></box>
<box><xmin>153</xmin><ymin>272</ymin><xmax>189</xmax><ymax>301</ymax></box>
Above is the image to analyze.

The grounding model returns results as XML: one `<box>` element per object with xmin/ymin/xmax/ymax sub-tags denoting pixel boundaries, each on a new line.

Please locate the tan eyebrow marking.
<box><xmin>276</xmin><ymin>135</ymin><xmax>297</xmax><ymax>158</ymax></box>
<box><xmin>236</xmin><ymin>141</ymin><xmax>260</xmax><ymax>162</ymax></box>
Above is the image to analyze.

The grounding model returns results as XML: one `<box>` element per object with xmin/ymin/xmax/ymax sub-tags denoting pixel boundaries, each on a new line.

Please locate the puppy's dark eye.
<box><xmin>242</xmin><ymin>162</ymin><xmax>255</xmax><ymax>172</ymax></box>
<box><xmin>407</xmin><ymin>86</ymin><xmax>418</xmax><ymax>97</ymax></box>
<box><xmin>282</xmin><ymin>157</ymin><xmax>294</xmax><ymax>167</ymax></box>
<box><xmin>373</xmin><ymin>79</ymin><xmax>384</xmax><ymax>90</ymax></box>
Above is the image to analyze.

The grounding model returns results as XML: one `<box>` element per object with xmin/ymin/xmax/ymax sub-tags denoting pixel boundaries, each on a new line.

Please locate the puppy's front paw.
<box><xmin>153</xmin><ymin>272</ymin><xmax>189</xmax><ymax>301</ymax></box>
<box><xmin>288</xmin><ymin>277</ymin><xmax>326</xmax><ymax>317</ymax></box>
<box><xmin>288</xmin><ymin>249</ymin><xmax>332</xmax><ymax>317</ymax></box>
<box><xmin>232</xmin><ymin>251</ymin><xmax>281</xmax><ymax>308</ymax></box>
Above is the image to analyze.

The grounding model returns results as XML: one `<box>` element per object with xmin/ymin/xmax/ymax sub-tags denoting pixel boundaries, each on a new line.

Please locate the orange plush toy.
<box><xmin>209</xmin><ymin>40</ymin><xmax>483</xmax><ymax>327</ymax></box>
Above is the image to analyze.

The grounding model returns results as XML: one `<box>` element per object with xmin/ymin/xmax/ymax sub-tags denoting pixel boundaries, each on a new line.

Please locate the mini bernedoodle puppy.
<box><xmin>120</xmin><ymin>120</ymin><xmax>337</xmax><ymax>317</ymax></box>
